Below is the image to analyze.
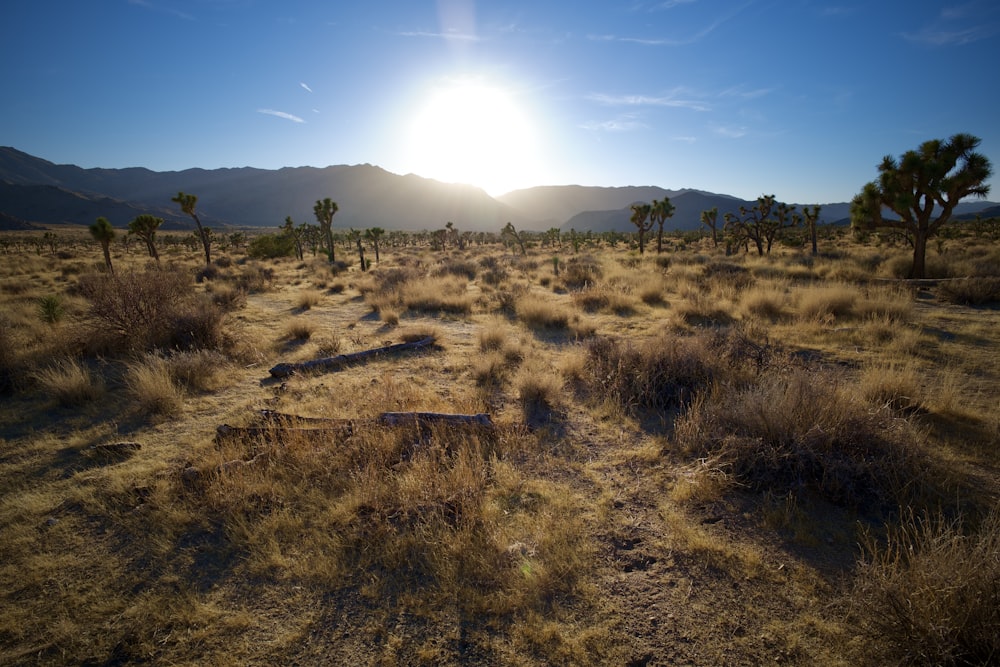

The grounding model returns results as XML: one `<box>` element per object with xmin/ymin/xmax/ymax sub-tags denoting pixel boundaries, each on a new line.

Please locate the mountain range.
<box><xmin>1</xmin><ymin>147</ymin><xmax>996</xmax><ymax>233</ymax></box>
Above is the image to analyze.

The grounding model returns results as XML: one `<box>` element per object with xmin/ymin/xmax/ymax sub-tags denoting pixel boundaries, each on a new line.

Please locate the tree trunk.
<box><xmin>269</xmin><ymin>336</ymin><xmax>436</xmax><ymax>378</ymax></box>
<box><xmin>810</xmin><ymin>224</ymin><xmax>818</xmax><ymax>256</ymax></box>
<box><xmin>910</xmin><ymin>231</ymin><xmax>928</xmax><ymax>279</ymax></box>
<box><xmin>101</xmin><ymin>242</ymin><xmax>114</xmax><ymax>274</ymax></box>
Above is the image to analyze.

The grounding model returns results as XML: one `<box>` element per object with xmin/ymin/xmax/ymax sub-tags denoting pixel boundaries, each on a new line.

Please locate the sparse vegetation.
<box><xmin>1</xmin><ymin>229</ymin><xmax>998</xmax><ymax>666</ymax></box>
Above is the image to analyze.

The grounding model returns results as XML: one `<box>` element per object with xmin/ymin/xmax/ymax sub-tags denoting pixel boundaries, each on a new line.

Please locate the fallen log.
<box><xmin>268</xmin><ymin>336</ymin><xmax>436</xmax><ymax>379</ymax></box>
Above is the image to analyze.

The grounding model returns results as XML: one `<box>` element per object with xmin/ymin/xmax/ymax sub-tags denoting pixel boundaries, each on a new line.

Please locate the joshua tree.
<box><xmin>723</xmin><ymin>195</ymin><xmax>797</xmax><ymax>256</ymax></box>
<box><xmin>313</xmin><ymin>198</ymin><xmax>339</xmax><ymax>262</ymax></box>
<box><xmin>851</xmin><ymin>133</ymin><xmax>993</xmax><ymax>279</ymax></box>
<box><xmin>172</xmin><ymin>191</ymin><xmax>211</xmax><ymax>265</ymax></box>
<box><xmin>89</xmin><ymin>216</ymin><xmax>116</xmax><ymax>273</ymax></box>
<box><xmin>365</xmin><ymin>227</ymin><xmax>385</xmax><ymax>265</ymax></box>
<box><xmin>629</xmin><ymin>202</ymin><xmax>653</xmax><ymax>254</ymax></box>
<box><xmin>650</xmin><ymin>197</ymin><xmax>676</xmax><ymax>254</ymax></box>
<box><xmin>349</xmin><ymin>228</ymin><xmax>367</xmax><ymax>271</ymax></box>
<box><xmin>802</xmin><ymin>206</ymin><xmax>822</xmax><ymax>256</ymax></box>
<box><xmin>501</xmin><ymin>222</ymin><xmax>527</xmax><ymax>255</ymax></box>
<box><xmin>282</xmin><ymin>216</ymin><xmax>305</xmax><ymax>260</ymax></box>
<box><xmin>128</xmin><ymin>214</ymin><xmax>163</xmax><ymax>263</ymax></box>
<box><xmin>700</xmin><ymin>207</ymin><xmax>720</xmax><ymax>247</ymax></box>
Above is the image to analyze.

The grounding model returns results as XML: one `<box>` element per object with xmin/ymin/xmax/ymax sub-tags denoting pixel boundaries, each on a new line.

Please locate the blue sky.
<box><xmin>2</xmin><ymin>1</ymin><xmax>998</xmax><ymax>204</ymax></box>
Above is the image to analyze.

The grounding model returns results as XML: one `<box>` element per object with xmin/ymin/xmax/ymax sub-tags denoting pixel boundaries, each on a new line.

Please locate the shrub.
<box><xmin>283</xmin><ymin>320</ymin><xmax>315</xmax><ymax>341</ymax></box>
<box><xmin>516</xmin><ymin>294</ymin><xmax>571</xmax><ymax>329</ymax></box>
<box><xmin>127</xmin><ymin>354</ymin><xmax>182</xmax><ymax>416</ymax></box>
<box><xmin>166</xmin><ymin>349</ymin><xmax>228</xmax><ymax>392</ymax></box>
<box><xmin>433</xmin><ymin>258</ymin><xmax>478</xmax><ymax>280</ymax></box>
<box><xmin>248</xmin><ymin>233</ymin><xmax>296</xmax><ymax>259</ymax></box>
<box><xmin>673</xmin><ymin>370</ymin><xmax>936</xmax><ymax>508</ymax></box>
<box><xmin>167</xmin><ymin>296</ymin><xmax>227</xmax><ymax>351</ymax></box>
<box><xmin>796</xmin><ymin>284</ymin><xmax>858</xmax><ymax>321</ymax></box>
<box><xmin>37</xmin><ymin>295</ymin><xmax>65</xmax><ymax>324</ymax></box>
<box><xmin>33</xmin><ymin>358</ymin><xmax>104</xmax><ymax>407</ymax></box>
<box><xmin>561</xmin><ymin>255</ymin><xmax>603</xmax><ymax>290</ymax></box>
<box><xmin>583</xmin><ymin>333</ymin><xmax>717</xmax><ymax>413</ymax></box>
<box><xmin>851</xmin><ymin>509</ymin><xmax>1000</xmax><ymax>666</ymax></box>
<box><xmin>938</xmin><ymin>277</ymin><xmax>1000</xmax><ymax>305</ymax></box>
<box><xmin>295</xmin><ymin>289</ymin><xmax>323</xmax><ymax>310</ymax></box>
<box><xmin>77</xmin><ymin>268</ymin><xmax>193</xmax><ymax>351</ymax></box>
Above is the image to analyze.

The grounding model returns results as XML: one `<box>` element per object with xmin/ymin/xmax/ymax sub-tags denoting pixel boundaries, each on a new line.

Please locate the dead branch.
<box><xmin>268</xmin><ymin>336</ymin><xmax>436</xmax><ymax>379</ymax></box>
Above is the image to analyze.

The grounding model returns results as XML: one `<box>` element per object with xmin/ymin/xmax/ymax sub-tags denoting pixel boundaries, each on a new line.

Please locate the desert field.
<box><xmin>1</xmin><ymin>227</ymin><xmax>998</xmax><ymax>666</ymax></box>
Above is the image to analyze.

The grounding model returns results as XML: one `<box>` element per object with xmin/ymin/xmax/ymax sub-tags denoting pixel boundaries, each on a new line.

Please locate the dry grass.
<box><xmin>32</xmin><ymin>357</ymin><xmax>104</xmax><ymax>406</ymax></box>
<box><xmin>1</xmin><ymin>234</ymin><xmax>998</xmax><ymax>666</ymax></box>
<box><xmin>126</xmin><ymin>354</ymin><xmax>183</xmax><ymax>415</ymax></box>
<box><xmin>851</xmin><ymin>509</ymin><xmax>1000</xmax><ymax>666</ymax></box>
<box><xmin>294</xmin><ymin>289</ymin><xmax>323</xmax><ymax>310</ymax></box>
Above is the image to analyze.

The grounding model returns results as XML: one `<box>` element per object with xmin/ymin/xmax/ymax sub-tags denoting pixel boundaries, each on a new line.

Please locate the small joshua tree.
<box><xmin>89</xmin><ymin>216</ymin><xmax>116</xmax><ymax>274</ymax></box>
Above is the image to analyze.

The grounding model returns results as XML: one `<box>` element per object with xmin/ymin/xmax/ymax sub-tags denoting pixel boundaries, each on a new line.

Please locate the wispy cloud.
<box><xmin>586</xmin><ymin>91</ymin><xmax>711</xmax><ymax>112</ymax></box>
<box><xmin>902</xmin><ymin>3</ymin><xmax>1000</xmax><ymax>45</ymax></box>
<box><xmin>396</xmin><ymin>29</ymin><xmax>481</xmax><ymax>42</ymax></box>
<box><xmin>580</xmin><ymin>113</ymin><xmax>647</xmax><ymax>132</ymax></box>
<box><xmin>719</xmin><ymin>85</ymin><xmax>775</xmax><ymax>100</ymax></box>
<box><xmin>712</xmin><ymin>125</ymin><xmax>747</xmax><ymax>139</ymax></box>
<box><xmin>672</xmin><ymin>135</ymin><xmax>697</xmax><ymax>143</ymax></box>
<box><xmin>127</xmin><ymin>0</ymin><xmax>194</xmax><ymax>21</ymax></box>
<box><xmin>257</xmin><ymin>109</ymin><xmax>305</xmax><ymax>123</ymax></box>
<box><xmin>300</xmin><ymin>82</ymin><xmax>313</xmax><ymax>93</ymax></box>
<box><xmin>592</xmin><ymin>2</ymin><xmax>750</xmax><ymax>46</ymax></box>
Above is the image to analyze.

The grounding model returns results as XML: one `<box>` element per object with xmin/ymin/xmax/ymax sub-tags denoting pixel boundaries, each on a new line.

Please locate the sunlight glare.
<box><xmin>402</xmin><ymin>79</ymin><xmax>542</xmax><ymax>196</ymax></box>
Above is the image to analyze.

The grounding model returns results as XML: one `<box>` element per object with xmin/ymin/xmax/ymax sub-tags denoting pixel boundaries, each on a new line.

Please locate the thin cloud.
<box><xmin>396</xmin><ymin>29</ymin><xmax>481</xmax><ymax>42</ymax></box>
<box><xmin>586</xmin><ymin>91</ymin><xmax>710</xmax><ymax>112</ymax></box>
<box><xmin>902</xmin><ymin>3</ymin><xmax>1000</xmax><ymax>46</ymax></box>
<box><xmin>257</xmin><ymin>109</ymin><xmax>305</xmax><ymax>123</ymax></box>
<box><xmin>580</xmin><ymin>114</ymin><xmax>647</xmax><ymax>132</ymax></box>
<box><xmin>592</xmin><ymin>2</ymin><xmax>751</xmax><ymax>46</ymax></box>
<box><xmin>719</xmin><ymin>85</ymin><xmax>776</xmax><ymax>100</ymax></box>
<box><xmin>300</xmin><ymin>82</ymin><xmax>313</xmax><ymax>93</ymax></box>
<box><xmin>127</xmin><ymin>0</ymin><xmax>195</xmax><ymax>21</ymax></box>
<box><xmin>672</xmin><ymin>135</ymin><xmax>697</xmax><ymax>143</ymax></box>
<box><xmin>712</xmin><ymin>125</ymin><xmax>747</xmax><ymax>138</ymax></box>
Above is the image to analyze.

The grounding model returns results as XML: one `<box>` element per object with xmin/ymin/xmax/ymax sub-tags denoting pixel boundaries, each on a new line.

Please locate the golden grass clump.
<box><xmin>283</xmin><ymin>319</ymin><xmax>315</xmax><ymax>341</ymax></box>
<box><xmin>850</xmin><ymin>509</ymin><xmax>1000</xmax><ymax>666</ymax></box>
<box><xmin>32</xmin><ymin>357</ymin><xmax>105</xmax><ymax>406</ymax></box>
<box><xmin>516</xmin><ymin>293</ymin><xmax>573</xmax><ymax>330</ymax></box>
<box><xmin>127</xmin><ymin>354</ymin><xmax>183</xmax><ymax>415</ymax></box>
<box><xmin>739</xmin><ymin>283</ymin><xmax>789</xmax><ymax>320</ymax></box>
<box><xmin>795</xmin><ymin>283</ymin><xmax>859</xmax><ymax>321</ymax></box>
<box><xmin>294</xmin><ymin>289</ymin><xmax>323</xmax><ymax>310</ymax></box>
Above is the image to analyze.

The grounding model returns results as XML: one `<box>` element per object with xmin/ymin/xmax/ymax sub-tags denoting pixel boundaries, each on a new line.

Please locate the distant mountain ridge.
<box><xmin>0</xmin><ymin>147</ymin><xmax>996</xmax><ymax>232</ymax></box>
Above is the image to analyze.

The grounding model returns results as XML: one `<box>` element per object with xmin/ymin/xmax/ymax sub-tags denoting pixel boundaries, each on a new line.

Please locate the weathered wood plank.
<box><xmin>268</xmin><ymin>336</ymin><xmax>436</xmax><ymax>379</ymax></box>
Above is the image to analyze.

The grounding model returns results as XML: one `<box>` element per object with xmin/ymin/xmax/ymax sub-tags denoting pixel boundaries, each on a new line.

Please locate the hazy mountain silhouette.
<box><xmin>1</xmin><ymin>147</ymin><xmax>995</xmax><ymax>232</ymax></box>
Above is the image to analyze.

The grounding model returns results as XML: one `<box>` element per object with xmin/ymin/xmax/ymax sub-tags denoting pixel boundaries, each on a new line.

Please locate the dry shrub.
<box><xmin>860</xmin><ymin>363</ymin><xmax>925</xmax><ymax>413</ymax></box>
<box><xmin>938</xmin><ymin>277</ymin><xmax>1000</xmax><ymax>305</ymax></box>
<box><xmin>583</xmin><ymin>333</ymin><xmax>717</xmax><ymax>414</ymax></box>
<box><xmin>283</xmin><ymin>319</ymin><xmax>315</xmax><ymax>341</ymax></box>
<box><xmin>571</xmin><ymin>286</ymin><xmax>636</xmax><ymax>315</ymax></box>
<box><xmin>478</xmin><ymin>255</ymin><xmax>509</xmax><ymax>286</ymax></box>
<box><xmin>166</xmin><ymin>350</ymin><xmax>228</xmax><ymax>392</ymax></box>
<box><xmin>167</xmin><ymin>295</ymin><xmax>227</xmax><ymax>351</ymax></box>
<box><xmin>295</xmin><ymin>289</ymin><xmax>323</xmax><ymax>310</ymax></box>
<box><xmin>882</xmin><ymin>252</ymin><xmax>951</xmax><ymax>279</ymax></box>
<box><xmin>796</xmin><ymin>283</ymin><xmax>859</xmax><ymax>321</ymax></box>
<box><xmin>403</xmin><ymin>276</ymin><xmax>473</xmax><ymax>314</ymax></box>
<box><xmin>473</xmin><ymin>351</ymin><xmax>508</xmax><ymax>388</ymax></box>
<box><xmin>674</xmin><ymin>370</ymin><xmax>938</xmax><ymax>508</ymax></box>
<box><xmin>127</xmin><ymin>354</ymin><xmax>182</xmax><ymax>416</ymax></box>
<box><xmin>516</xmin><ymin>362</ymin><xmax>564</xmax><ymax>427</ymax></box>
<box><xmin>433</xmin><ymin>257</ymin><xmax>478</xmax><ymax>280</ymax></box>
<box><xmin>672</xmin><ymin>290</ymin><xmax>735</xmax><ymax>327</ymax></box>
<box><xmin>639</xmin><ymin>283</ymin><xmax>666</xmax><ymax>306</ymax></box>
<box><xmin>851</xmin><ymin>509</ymin><xmax>1000</xmax><ymax>666</ymax></box>
<box><xmin>516</xmin><ymin>293</ymin><xmax>572</xmax><ymax>330</ymax></box>
<box><xmin>702</xmin><ymin>261</ymin><xmax>753</xmax><ymax>291</ymax></box>
<box><xmin>561</xmin><ymin>255</ymin><xmax>603</xmax><ymax>290</ymax></box>
<box><xmin>739</xmin><ymin>284</ymin><xmax>788</xmax><ymax>320</ymax></box>
<box><xmin>856</xmin><ymin>284</ymin><xmax>914</xmax><ymax>321</ymax></box>
<box><xmin>33</xmin><ymin>358</ymin><xmax>104</xmax><ymax>406</ymax></box>
<box><xmin>77</xmin><ymin>268</ymin><xmax>191</xmax><ymax>350</ymax></box>
<box><xmin>478</xmin><ymin>318</ymin><xmax>507</xmax><ymax>352</ymax></box>
<box><xmin>0</xmin><ymin>316</ymin><xmax>16</xmax><ymax>393</ymax></box>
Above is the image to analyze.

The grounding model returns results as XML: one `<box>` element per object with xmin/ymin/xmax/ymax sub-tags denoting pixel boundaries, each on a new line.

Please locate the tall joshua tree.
<box><xmin>313</xmin><ymin>198</ymin><xmax>339</xmax><ymax>262</ymax></box>
<box><xmin>90</xmin><ymin>216</ymin><xmax>116</xmax><ymax>274</ymax></box>
<box><xmin>650</xmin><ymin>197</ymin><xmax>676</xmax><ymax>254</ymax></box>
<box><xmin>349</xmin><ymin>228</ymin><xmax>366</xmax><ymax>271</ymax></box>
<box><xmin>629</xmin><ymin>202</ymin><xmax>653</xmax><ymax>254</ymax></box>
<box><xmin>802</xmin><ymin>205</ymin><xmax>822</xmax><ymax>256</ymax></box>
<box><xmin>172</xmin><ymin>191</ymin><xmax>211</xmax><ymax>265</ymax></box>
<box><xmin>365</xmin><ymin>227</ymin><xmax>385</xmax><ymax>265</ymax></box>
<box><xmin>851</xmin><ymin>133</ymin><xmax>992</xmax><ymax>279</ymax></box>
<box><xmin>128</xmin><ymin>214</ymin><xmax>163</xmax><ymax>263</ymax></box>
<box><xmin>700</xmin><ymin>207</ymin><xmax>720</xmax><ymax>247</ymax></box>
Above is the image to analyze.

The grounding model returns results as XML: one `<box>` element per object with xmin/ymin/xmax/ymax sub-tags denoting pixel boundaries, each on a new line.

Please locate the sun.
<box><xmin>401</xmin><ymin>78</ymin><xmax>543</xmax><ymax>196</ymax></box>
